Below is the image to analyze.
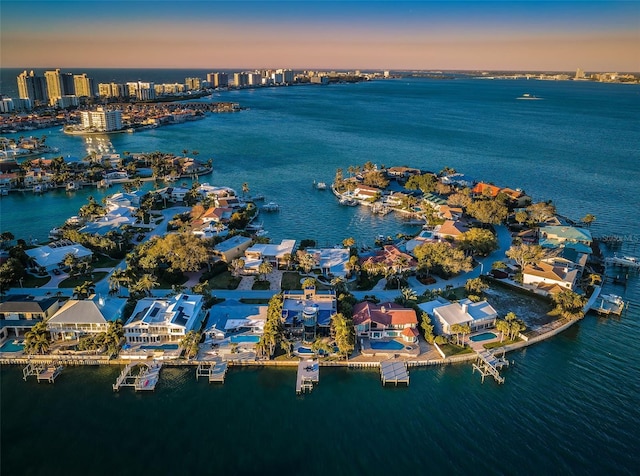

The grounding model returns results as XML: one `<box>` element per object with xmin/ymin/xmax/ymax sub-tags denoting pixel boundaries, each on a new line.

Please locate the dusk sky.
<box><xmin>2</xmin><ymin>1</ymin><xmax>638</xmax><ymax>71</ymax></box>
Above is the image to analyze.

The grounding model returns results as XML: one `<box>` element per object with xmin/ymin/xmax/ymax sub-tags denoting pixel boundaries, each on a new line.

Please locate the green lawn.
<box><xmin>252</xmin><ymin>280</ymin><xmax>270</xmax><ymax>290</ymax></box>
<box><xmin>92</xmin><ymin>254</ymin><xmax>122</xmax><ymax>268</ymax></box>
<box><xmin>281</xmin><ymin>272</ymin><xmax>302</xmax><ymax>290</ymax></box>
<box><xmin>483</xmin><ymin>338</ymin><xmax>521</xmax><ymax>350</ymax></box>
<box><xmin>440</xmin><ymin>343</ymin><xmax>474</xmax><ymax>357</ymax></box>
<box><xmin>59</xmin><ymin>272</ymin><xmax>108</xmax><ymax>288</ymax></box>
<box><xmin>22</xmin><ymin>275</ymin><xmax>51</xmax><ymax>288</ymax></box>
<box><xmin>207</xmin><ymin>271</ymin><xmax>241</xmax><ymax>290</ymax></box>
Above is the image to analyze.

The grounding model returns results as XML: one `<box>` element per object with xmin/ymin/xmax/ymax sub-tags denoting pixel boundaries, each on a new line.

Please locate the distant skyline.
<box><xmin>1</xmin><ymin>1</ymin><xmax>638</xmax><ymax>72</ymax></box>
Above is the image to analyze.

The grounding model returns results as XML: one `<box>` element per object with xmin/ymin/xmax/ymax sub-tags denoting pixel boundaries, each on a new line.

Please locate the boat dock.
<box><xmin>195</xmin><ymin>361</ymin><xmax>228</xmax><ymax>383</ymax></box>
<box><xmin>605</xmin><ymin>255</ymin><xmax>640</xmax><ymax>270</ymax></box>
<box><xmin>23</xmin><ymin>361</ymin><xmax>64</xmax><ymax>383</ymax></box>
<box><xmin>380</xmin><ymin>360</ymin><xmax>409</xmax><ymax>386</ymax></box>
<box><xmin>472</xmin><ymin>350</ymin><xmax>509</xmax><ymax>384</ymax></box>
<box><xmin>592</xmin><ymin>294</ymin><xmax>626</xmax><ymax>316</ymax></box>
<box><xmin>113</xmin><ymin>361</ymin><xmax>162</xmax><ymax>391</ymax></box>
<box><xmin>296</xmin><ymin>359</ymin><xmax>319</xmax><ymax>394</ymax></box>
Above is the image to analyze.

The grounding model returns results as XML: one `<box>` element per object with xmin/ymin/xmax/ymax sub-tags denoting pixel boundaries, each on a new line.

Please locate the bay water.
<box><xmin>1</xmin><ymin>76</ymin><xmax>639</xmax><ymax>475</ymax></box>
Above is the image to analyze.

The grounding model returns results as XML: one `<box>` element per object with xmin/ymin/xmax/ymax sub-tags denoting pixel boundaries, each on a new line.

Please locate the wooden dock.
<box><xmin>592</xmin><ymin>294</ymin><xmax>626</xmax><ymax>316</ymax></box>
<box><xmin>380</xmin><ymin>360</ymin><xmax>409</xmax><ymax>386</ymax></box>
<box><xmin>472</xmin><ymin>350</ymin><xmax>509</xmax><ymax>384</ymax></box>
<box><xmin>23</xmin><ymin>361</ymin><xmax>63</xmax><ymax>383</ymax></box>
<box><xmin>37</xmin><ymin>364</ymin><xmax>64</xmax><ymax>383</ymax></box>
<box><xmin>296</xmin><ymin>359</ymin><xmax>319</xmax><ymax>394</ymax></box>
<box><xmin>196</xmin><ymin>361</ymin><xmax>228</xmax><ymax>383</ymax></box>
<box><xmin>113</xmin><ymin>361</ymin><xmax>162</xmax><ymax>391</ymax></box>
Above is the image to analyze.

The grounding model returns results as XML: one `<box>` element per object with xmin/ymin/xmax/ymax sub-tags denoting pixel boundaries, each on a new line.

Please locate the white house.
<box><xmin>433</xmin><ymin>298</ymin><xmax>498</xmax><ymax>335</ymax></box>
<box><xmin>306</xmin><ymin>248</ymin><xmax>351</xmax><ymax>278</ymax></box>
<box><xmin>25</xmin><ymin>241</ymin><xmax>93</xmax><ymax>271</ymax></box>
<box><xmin>244</xmin><ymin>239</ymin><xmax>296</xmax><ymax>270</ymax></box>
<box><xmin>124</xmin><ymin>294</ymin><xmax>206</xmax><ymax>345</ymax></box>
<box><xmin>46</xmin><ymin>298</ymin><xmax>124</xmax><ymax>341</ymax></box>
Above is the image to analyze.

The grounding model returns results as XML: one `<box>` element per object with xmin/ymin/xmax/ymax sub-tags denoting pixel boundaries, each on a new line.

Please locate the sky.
<box><xmin>1</xmin><ymin>0</ymin><xmax>638</xmax><ymax>71</ymax></box>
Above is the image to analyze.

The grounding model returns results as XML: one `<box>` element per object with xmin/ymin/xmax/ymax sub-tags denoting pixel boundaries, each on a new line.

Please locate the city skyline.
<box><xmin>1</xmin><ymin>1</ymin><xmax>639</xmax><ymax>72</ymax></box>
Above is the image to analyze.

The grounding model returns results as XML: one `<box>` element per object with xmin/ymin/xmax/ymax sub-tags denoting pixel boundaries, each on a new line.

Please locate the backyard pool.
<box><xmin>469</xmin><ymin>332</ymin><xmax>498</xmax><ymax>342</ymax></box>
<box><xmin>369</xmin><ymin>340</ymin><xmax>405</xmax><ymax>351</ymax></box>
<box><xmin>0</xmin><ymin>340</ymin><xmax>24</xmax><ymax>353</ymax></box>
<box><xmin>140</xmin><ymin>344</ymin><xmax>180</xmax><ymax>350</ymax></box>
<box><xmin>230</xmin><ymin>335</ymin><xmax>260</xmax><ymax>344</ymax></box>
<box><xmin>296</xmin><ymin>346</ymin><xmax>314</xmax><ymax>354</ymax></box>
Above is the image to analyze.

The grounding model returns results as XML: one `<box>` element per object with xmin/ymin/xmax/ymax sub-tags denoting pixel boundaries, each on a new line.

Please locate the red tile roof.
<box><xmin>352</xmin><ymin>302</ymin><xmax>417</xmax><ymax>327</ymax></box>
<box><xmin>472</xmin><ymin>182</ymin><xmax>501</xmax><ymax>197</ymax></box>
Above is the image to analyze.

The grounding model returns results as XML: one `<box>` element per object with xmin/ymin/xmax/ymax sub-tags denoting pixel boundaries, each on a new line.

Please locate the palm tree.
<box><xmin>297</xmin><ymin>252</ymin><xmax>317</xmax><ymax>275</ymax></box>
<box><xmin>73</xmin><ymin>280</ymin><xmax>95</xmax><ymax>299</ymax></box>
<box><xmin>136</xmin><ymin>273</ymin><xmax>159</xmax><ymax>296</ymax></box>
<box><xmin>400</xmin><ymin>287</ymin><xmax>417</xmax><ymax>305</ymax></box>
<box><xmin>180</xmin><ymin>331</ymin><xmax>201</xmax><ymax>359</ymax></box>
<box><xmin>330</xmin><ymin>276</ymin><xmax>346</xmax><ymax>294</ymax></box>
<box><xmin>257</xmin><ymin>260</ymin><xmax>273</xmax><ymax>282</ymax></box>
<box><xmin>230</xmin><ymin>258</ymin><xmax>245</xmax><ymax>277</ymax></box>
<box><xmin>24</xmin><ymin>321</ymin><xmax>51</xmax><ymax>355</ymax></box>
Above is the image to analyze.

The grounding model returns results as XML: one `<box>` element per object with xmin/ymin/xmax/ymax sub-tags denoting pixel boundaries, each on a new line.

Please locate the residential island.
<box><xmin>1</xmin><ymin>157</ymin><xmax>633</xmax><ymax>390</ymax></box>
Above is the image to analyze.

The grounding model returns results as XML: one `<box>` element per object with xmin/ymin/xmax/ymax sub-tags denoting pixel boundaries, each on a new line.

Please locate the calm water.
<box><xmin>1</xmin><ymin>76</ymin><xmax>639</xmax><ymax>475</ymax></box>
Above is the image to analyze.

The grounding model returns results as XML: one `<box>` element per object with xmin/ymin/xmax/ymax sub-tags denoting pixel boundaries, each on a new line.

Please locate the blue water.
<box><xmin>140</xmin><ymin>344</ymin><xmax>179</xmax><ymax>350</ymax></box>
<box><xmin>1</xmin><ymin>75</ymin><xmax>639</xmax><ymax>475</ymax></box>
<box><xmin>469</xmin><ymin>332</ymin><xmax>498</xmax><ymax>342</ymax></box>
<box><xmin>369</xmin><ymin>339</ymin><xmax>406</xmax><ymax>351</ymax></box>
<box><xmin>229</xmin><ymin>334</ymin><xmax>260</xmax><ymax>344</ymax></box>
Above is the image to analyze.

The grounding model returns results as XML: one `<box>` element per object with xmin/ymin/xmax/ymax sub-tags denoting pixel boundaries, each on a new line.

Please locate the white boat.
<box><xmin>250</xmin><ymin>193</ymin><xmax>265</xmax><ymax>201</ymax></box>
<box><xmin>339</xmin><ymin>197</ymin><xmax>358</xmax><ymax>206</ymax></box>
<box><xmin>262</xmin><ymin>201</ymin><xmax>280</xmax><ymax>212</ymax></box>
<box><xmin>66</xmin><ymin>182</ymin><xmax>78</xmax><ymax>191</ymax></box>
<box><xmin>33</xmin><ymin>184</ymin><xmax>43</xmax><ymax>193</ymax></box>
<box><xmin>315</xmin><ymin>182</ymin><xmax>327</xmax><ymax>190</ymax></box>
<box><xmin>517</xmin><ymin>93</ymin><xmax>542</xmax><ymax>100</ymax></box>
<box><xmin>0</xmin><ymin>189</ymin><xmax>8</xmax><ymax>196</ymax></box>
<box><xmin>605</xmin><ymin>255</ymin><xmax>640</xmax><ymax>268</ymax></box>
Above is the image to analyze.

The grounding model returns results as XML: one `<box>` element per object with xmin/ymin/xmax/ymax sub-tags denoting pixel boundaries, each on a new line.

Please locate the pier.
<box><xmin>592</xmin><ymin>294</ymin><xmax>626</xmax><ymax>316</ymax></box>
<box><xmin>472</xmin><ymin>350</ymin><xmax>509</xmax><ymax>384</ymax></box>
<box><xmin>296</xmin><ymin>359</ymin><xmax>319</xmax><ymax>394</ymax></box>
<box><xmin>113</xmin><ymin>361</ymin><xmax>162</xmax><ymax>391</ymax></box>
<box><xmin>23</xmin><ymin>361</ymin><xmax>63</xmax><ymax>383</ymax></box>
<box><xmin>195</xmin><ymin>361</ymin><xmax>228</xmax><ymax>383</ymax></box>
<box><xmin>380</xmin><ymin>360</ymin><xmax>410</xmax><ymax>386</ymax></box>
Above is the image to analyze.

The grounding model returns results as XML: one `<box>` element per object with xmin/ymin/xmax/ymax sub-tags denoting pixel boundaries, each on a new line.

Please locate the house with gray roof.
<box><xmin>47</xmin><ymin>296</ymin><xmax>125</xmax><ymax>341</ymax></box>
<box><xmin>0</xmin><ymin>295</ymin><xmax>60</xmax><ymax>341</ymax></box>
<box><xmin>124</xmin><ymin>293</ymin><xmax>206</xmax><ymax>345</ymax></box>
<box><xmin>433</xmin><ymin>298</ymin><xmax>498</xmax><ymax>335</ymax></box>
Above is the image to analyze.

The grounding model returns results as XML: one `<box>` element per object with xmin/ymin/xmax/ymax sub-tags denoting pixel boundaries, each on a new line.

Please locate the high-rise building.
<box><xmin>234</xmin><ymin>72</ymin><xmax>249</xmax><ymax>88</ymax></box>
<box><xmin>207</xmin><ymin>72</ymin><xmax>228</xmax><ymax>88</ymax></box>
<box><xmin>73</xmin><ymin>74</ymin><xmax>94</xmax><ymax>98</ymax></box>
<box><xmin>44</xmin><ymin>69</ymin><xmax>63</xmax><ymax>106</ymax></box>
<box><xmin>184</xmin><ymin>77</ymin><xmax>201</xmax><ymax>90</ymax></box>
<box><xmin>60</xmin><ymin>72</ymin><xmax>75</xmax><ymax>96</ymax></box>
<box><xmin>80</xmin><ymin>107</ymin><xmax>122</xmax><ymax>132</ymax></box>
<box><xmin>126</xmin><ymin>81</ymin><xmax>156</xmax><ymax>100</ymax></box>
<box><xmin>98</xmin><ymin>82</ymin><xmax>125</xmax><ymax>98</ymax></box>
<box><xmin>17</xmin><ymin>70</ymin><xmax>48</xmax><ymax>104</ymax></box>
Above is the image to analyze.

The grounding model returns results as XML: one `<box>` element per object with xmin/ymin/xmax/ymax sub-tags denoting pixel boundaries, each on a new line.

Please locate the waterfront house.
<box><xmin>244</xmin><ymin>239</ymin><xmax>296</xmax><ymax>270</ymax></box>
<box><xmin>204</xmin><ymin>299</ymin><xmax>267</xmax><ymax>342</ymax></box>
<box><xmin>540</xmin><ymin>226</ymin><xmax>592</xmax><ymax>247</ymax></box>
<box><xmin>434</xmin><ymin>220</ymin><xmax>469</xmax><ymax>240</ymax></box>
<box><xmin>46</xmin><ymin>297</ymin><xmax>122</xmax><ymax>341</ymax></box>
<box><xmin>0</xmin><ymin>295</ymin><xmax>60</xmax><ymax>341</ymax></box>
<box><xmin>124</xmin><ymin>294</ymin><xmax>206</xmax><ymax>345</ymax></box>
<box><xmin>422</xmin><ymin>192</ymin><xmax>448</xmax><ymax>208</ymax></box>
<box><xmin>472</xmin><ymin>182</ymin><xmax>502</xmax><ymax>198</ymax></box>
<box><xmin>213</xmin><ymin>235</ymin><xmax>253</xmax><ymax>263</ymax></box>
<box><xmin>306</xmin><ymin>247</ymin><xmax>351</xmax><ymax>278</ymax></box>
<box><xmin>433</xmin><ymin>298</ymin><xmax>498</xmax><ymax>335</ymax></box>
<box><xmin>438</xmin><ymin>205</ymin><xmax>464</xmax><ymax>221</ymax></box>
<box><xmin>499</xmin><ymin>187</ymin><xmax>531</xmax><ymax>207</ymax></box>
<box><xmin>282</xmin><ymin>286</ymin><xmax>337</xmax><ymax>343</ymax></box>
<box><xmin>522</xmin><ymin>261</ymin><xmax>578</xmax><ymax>292</ymax></box>
<box><xmin>386</xmin><ymin>166</ymin><xmax>421</xmax><ymax>180</ymax></box>
<box><xmin>352</xmin><ymin>184</ymin><xmax>380</xmax><ymax>201</ymax></box>
<box><xmin>352</xmin><ymin>301</ymin><xmax>418</xmax><ymax>342</ymax></box>
<box><xmin>359</xmin><ymin>245</ymin><xmax>417</xmax><ymax>272</ymax></box>
<box><xmin>25</xmin><ymin>241</ymin><xmax>93</xmax><ymax>271</ymax></box>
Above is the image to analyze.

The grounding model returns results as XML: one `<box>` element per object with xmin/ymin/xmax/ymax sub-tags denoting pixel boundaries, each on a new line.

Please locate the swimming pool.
<box><xmin>0</xmin><ymin>340</ymin><xmax>24</xmax><ymax>353</ymax></box>
<box><xmin>140</xmin><ymin>344</ymin><xmax>180</xmax><ymax>350</ymax></box>
<box><xmin>469</xmin><ymin>332</ymin><xmax>498</xmax><ymax>342</ymax></box>
<box><xmin>370</xmin><ymin>340</ymin><xmax>405</xmax><ymax>351</ymax></box>
<box><xmin>230</xmin><ymin>335</ymin><xmax>260</xmax><ymax>344</ymax></box>
<box><xmin>296</xmin><ymin>346</ymin><xmax>314</xmax><ymax>354</ymax></box>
